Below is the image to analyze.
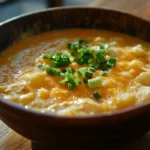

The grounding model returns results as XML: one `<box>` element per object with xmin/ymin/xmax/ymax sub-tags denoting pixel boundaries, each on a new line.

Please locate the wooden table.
<box><xmin>0</xmin><ymin>0</ymin><xmax>150</xmax><ymax>149</ymax></box>
<box><xmin>91</xmin><ymin>0</ymin><xmax>150</xmax><ymax>20</ymax></box>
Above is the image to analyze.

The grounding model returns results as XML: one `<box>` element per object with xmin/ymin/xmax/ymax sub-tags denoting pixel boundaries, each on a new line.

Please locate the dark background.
<box><xmin>0</xmin><ymin>0</ymin><xmax>91</xmax><ymax>22</ymax></box>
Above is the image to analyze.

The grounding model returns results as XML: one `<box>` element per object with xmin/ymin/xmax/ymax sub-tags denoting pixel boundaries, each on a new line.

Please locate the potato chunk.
<box><xmin>116</xmin><ymin>92</ymin><xmax>136</xmax><ymax>110</ymax></box>
<box><xmin>136</xmin><ymin>86</ymin><xmax>150</xmax><ymax>104</ymax></box>
<box><xmin>21</xmin><ymin>71</ymin><xmax>47</xmax><ymax>88</ymax></box>
<box><xmin>38</xmin><ymin>88</ymin><xmax>49</xmax><ymax>99</ymax></box>
<box><xmin>19</xmin><ymin>92</ymin><xmax>35</xmax><ymax>105</ymax></box>
<box><xmin>135</xmin><ymin>72</ymin><xmax>150</xmax><ymax>86</ymax></box>
<box><xmin>132</xmin><ymin>44</ymin><xmax>147</xmax><ymax>57</ymax></box>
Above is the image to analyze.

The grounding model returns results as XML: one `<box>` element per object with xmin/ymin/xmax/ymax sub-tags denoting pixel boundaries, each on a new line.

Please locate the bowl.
<box><xmin>0</xmin><ymin>7</ymin><xmax>150</xmax><ymax>150</ymax></box>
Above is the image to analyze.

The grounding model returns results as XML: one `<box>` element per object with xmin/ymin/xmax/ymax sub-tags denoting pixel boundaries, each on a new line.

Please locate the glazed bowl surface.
<box><xmin>0</xmin><ymin>7</ymin><xmax>150</xmax><ymax>149</ymax></box>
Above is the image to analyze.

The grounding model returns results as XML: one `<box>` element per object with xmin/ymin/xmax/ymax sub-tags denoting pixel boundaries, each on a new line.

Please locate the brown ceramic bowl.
<box><xmin>0</xmin><ymin>7</ymin><xmax>150</xmax><ymax>150</ymax></box>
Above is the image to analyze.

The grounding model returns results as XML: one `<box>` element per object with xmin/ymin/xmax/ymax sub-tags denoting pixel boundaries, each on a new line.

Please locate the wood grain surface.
<box><xmin>0</xmin><ymin>0</ymin><xmax>150</xmax><ymax>149</ymax></box>
<box><xmin>91</xmin><ymin>0</ymin><xmax>150</xmax><ymax>20</ymax></box>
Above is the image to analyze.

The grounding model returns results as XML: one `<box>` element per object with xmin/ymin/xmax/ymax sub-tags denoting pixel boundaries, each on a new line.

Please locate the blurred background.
<box><xmin>0</xmin><ymin>0</ymin><xmax>91</xmax><ymax>22</ymax></box>
<box><xmin>0</xmin><ymin>0</ymin><xmax>149</xmax><ymax>23</ymax></box>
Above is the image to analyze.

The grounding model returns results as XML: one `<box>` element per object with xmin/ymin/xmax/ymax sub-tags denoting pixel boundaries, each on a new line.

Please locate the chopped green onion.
<box><xmin>77</xmin><ymin>70</ymin><xmax>82</xmax><ymax>76</ymax></box>
<box><xmin>99</xmin><ymin>44</ymin><xmax>109</xmax><ymax>53</ymax></box>
<box><xmin>88</xmin><ymin>59</ymin><xmax>93</xmax><ymax>64</ymax></box>
<box><xmin>60</xmin><ymin>76</ymin><xmax>68</xmax><ymax>83</ymax></box>
<box><xmin>41</xmin><ymin>39</ymin><xmax>116</xmax><ymax>93</ymax></box>
<box><xmin>93</xmin><ymin>91</ymin><xmax>101</xmax><ymax>100</ymax></box>
<box><xmin>37</xmin><ymin>64</ymin><xmax>43</xmax><ymax>68</ymax></box>
<box><xmin>85</xmin><ymin>71</ymin><xmax>93</xmax><ymax>78</ymax></box>
<box><xmin>43</xmin><ymin>53</ymin><xmax>52</xmax><ymax>59</ymax></box>
<box><xmin>82</xmin><ymin>51</ymin><xmax>93</xmax><ymax>64</ymax></box>
<box><xmin>107</xmin><ymin>58</ymin><xmax>116</xmax><ymax>68</ymax></box>
<box><xmin>74</xmin><ymin>78</ymin><xmax>82</xmax><ymax>85</ymax></box>
<box><xmin>66</xmin><ymin>67</ymin><xmax>76</xmax><ymax>73</ymax></box>
<box><xmin>46</xmin><ymin>66</ymin><xmax>61</xmax><ymax>76</ymax></box>
<box><xmin>37</xmin><ymin>64</ymin><xmax>45</xmax><ymax>70</ymax></box>
<box><xmin>74</xmin><ymin>57</ymin><xmax>84</xmax><ymax>65</ymax></box>
<box><xmin>78</xmin><ymin>47</ymin><xmax>93</xmax><ymax>64</ymax></box>
<box><xmin>77</xmin><ymin>68</ymin><xmax>87</xmax><ymax>76</ymax></box>
<box><xmin>68</xmin><ymin>83</ymin><xmax>76</xmax><ymax>90</ymax></box>
<box><xmin>79</xmin><ymin>38</ymin><xmax>85</xmax><ymax>44</ymax></box>
<box><xmin>73</xmin><ymin>46</ymin><xmax>93</xmax><ymax>65</ymax></box>
<box><xmin>96</xmin><ymin>51</ymin><xmax>106</xmax><ymax>64</ymax></box>
<box><xmin>89</xmin><ymin>63</ymin><xmax>98</xmax><ymax>69</ymax></box>
<box><xmin>101</xmin><ymin>72</ymin><xmax>107</xmax><ymax>76</ymax></box>
<box><xmin>83</xmin><ymin>78</ymin><xmax>88</xmax><ymax>84</ymax></box>
<box><xmin>51</xmin><ymin>52</ymin><xmax>71</xmax><ymax>67</ymax></box>
<box><xmin>62</xmin><ymin>70</ymin><xmax>66</xmax><ymax>73</ymax></box>
<box><xmin>70</xmin><ymin>51</ymin><xmax>76</xmax><ymax>56</ymax></box>
<box><xmin>89</xmin><ymin>67</ymin><xmax>96</xmax><ymax>72</ymax></box>
<box><xmin>60</xmin><ymin>73</ymin><xmax>82</xmax><ymax>90</ymax></box>
<box><xmin>88</xmin><ymin>77</ymin><xmax>102</xmax><ymax>88</ymax></box>
<box><xmin>77</xmin><ymin>69</ymin><xmax>93</xmax><ymax>78</ymax></box>
<box><xmin>70</xmin><ymin>43</ymin><xmax>81</xmax><ymax>51</ymax></box>
<box><xmin>67</xmin><ymin>43</ymin><xmax>72</xmax><ymax>49</ymax></box>
<box><xmin>99</xmin><ymin>63</ymin><xmax>109</xmax><ymax>71</ymax></box>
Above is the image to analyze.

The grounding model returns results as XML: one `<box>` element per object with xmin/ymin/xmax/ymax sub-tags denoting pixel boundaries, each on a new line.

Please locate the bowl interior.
<box><xmin>0</xmin><ymin>7</ymin><xmax>150</xmax><ymax>121</ymax></box>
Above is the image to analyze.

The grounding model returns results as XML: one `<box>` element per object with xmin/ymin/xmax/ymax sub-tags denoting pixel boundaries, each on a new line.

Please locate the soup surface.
<box><xmin>0</xmin><ymin>29</ymin><xmax>150</xmax><ymax>116</ymax></box>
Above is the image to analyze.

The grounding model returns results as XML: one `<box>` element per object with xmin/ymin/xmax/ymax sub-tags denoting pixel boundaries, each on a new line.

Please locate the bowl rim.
<box><xmin>0</xmin><ymin>6</ymin><xmax>150</xmax><ymax>26</ymax></box>
<box><xmin>0</xmin><ymin>6</ymin><xmax>150</xmax><ymax>120</ymax></box>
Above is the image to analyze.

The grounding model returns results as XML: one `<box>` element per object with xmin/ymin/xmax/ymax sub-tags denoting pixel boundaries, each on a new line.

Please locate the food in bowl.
<box><xmin>0</xmin><ymin>29</ymin><xmax>149</xmax><ymax>116</ymax></box>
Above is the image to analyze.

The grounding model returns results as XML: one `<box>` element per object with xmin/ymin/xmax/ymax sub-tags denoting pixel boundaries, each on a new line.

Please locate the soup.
<box><xmin>0</xmin><ymin>29</ymin><xmax>150</xmax><ymax>116</ymax></box>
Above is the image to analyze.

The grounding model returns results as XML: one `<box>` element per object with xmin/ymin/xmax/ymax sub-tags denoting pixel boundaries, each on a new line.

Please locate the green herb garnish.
<box><xmin>37</xmin><ymin>64</ymin><xmax>45</xmax><ymax>70</ymax></box>
<box><xmin>77</xmin><ymin>68</ymin><xmax>87</xmax><ymax>76</ymax></box>
<box><xmin>46</xmin><ymin>66</ymin><xmax>61</xmax><ymax>76</ymax></box>
<box><xmin>83</xmin><ymin>78</ymin><xmax>88</xmax><ymax>84</ymax></box>
<box><xmin>60</xmin><ymin>73</ymin><xmax>81</xmax><ymax>90</ymax></box>
<box><xmin>68</xmin><ymin>43</ymin><xmax>81</xmax><ymax>51</ymax></box>
<box><xmin>96</xmin><ymin>51</ymin><xmax>106</xmax><ymax>64</ymax></box>
<box><xmin>101</xmin><ymin>72</ymin><xmax>107</xmax><ymax>76</ymax></box>
<box><xmin>51</xmin><ymin>52</ymin><xmax>71</xmax><ymax>67</ymax></box>
<box><xmin>93</xmin><ymin>91</ymin><xmax>101</xmax><ymax>100</ymax></box>
<box><xmin>88</xmin><ymin>77</ymin><xmax>102</xmax><ymax>88</ymax></box>
<box><xmin>107</xmin><ymin>58</ymin><xmax>116</xmax><ymax>68</ymax></box>
<box><xmin>43</xmin><ymin>53</ymin><xmax>52</xmax><ymax>59</ymax></box>
<box><xmin>67</xmin><ymin>43</ymin><xmax>72</xmax><ymax>49</ymax></box>
<box><xmin>39</xmin><ymin>38</ymin><xmax>117</xmax><ymax>97</ymax></box>
<box><xmin>85</xmin><ymin>71</ymin><xmax>93</xmax><ymax>78</ymax></box>
<box><xmin>99</xmin><ymin>44</ymin><xmax>109</xmax><ymax>53</ymax></box>
<box><xmin>66</xmin><ymin>67</ymin><xmax>76</xmax><ymax>73</ymax></box>
<box><xmin>89</xmin><ymin>67</ymin><xmax>96</xmax><ymax>72</ymax></box>
<box><xmin>79</xmin><ymin>38</ymin><xmax>85</xmax><ymax>44</ymax></box>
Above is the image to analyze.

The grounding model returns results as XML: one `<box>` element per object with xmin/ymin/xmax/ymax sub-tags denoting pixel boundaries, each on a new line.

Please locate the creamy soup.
<box><xmin>0</xmin><ymin>29</ymin><xmax>150</xmax><ymax>116</ymax></box>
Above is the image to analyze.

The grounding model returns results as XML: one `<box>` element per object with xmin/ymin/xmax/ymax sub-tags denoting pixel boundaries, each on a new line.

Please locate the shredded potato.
<box><xmin>0</xmin><ymin>29</ymin><xmax>149</xmax><ymax>116</ymax></box>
